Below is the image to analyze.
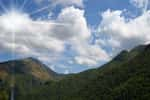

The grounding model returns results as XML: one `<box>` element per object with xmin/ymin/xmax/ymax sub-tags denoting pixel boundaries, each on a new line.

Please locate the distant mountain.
<box><xmin>0</xmin><ymin>57</ymin><xmax>58</xmax><ymax>81</ymax></box>
<box><xmin>0</xmin><ymin>44</ymin><xmax>150</xmax><ymax>100</ymax></box>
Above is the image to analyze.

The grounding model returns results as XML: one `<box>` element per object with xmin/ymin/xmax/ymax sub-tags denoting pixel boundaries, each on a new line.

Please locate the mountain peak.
<box><xmin>0</xmin><ymin>57</ymin><xmax>59</xmax><ymax>81</ymax></box>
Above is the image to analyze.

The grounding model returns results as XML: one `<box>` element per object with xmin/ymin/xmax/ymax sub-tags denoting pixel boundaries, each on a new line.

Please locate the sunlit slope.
<box><xmin>0</xmin><ymin>57</ymin><xmax>58</xmax><ymax>81</ymax></box>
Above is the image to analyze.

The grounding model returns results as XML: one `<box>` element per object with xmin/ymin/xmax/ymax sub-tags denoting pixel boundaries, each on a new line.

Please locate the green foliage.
<box><xmin>0</xmin><ymin>91</ymin><xmax>9</xmax><ymax>100</ymax></box>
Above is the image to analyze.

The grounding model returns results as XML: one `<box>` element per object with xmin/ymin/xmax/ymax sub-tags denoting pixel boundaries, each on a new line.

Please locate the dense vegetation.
<box><xmin>0</xmin><ymin>44</ymin><xmax>150</xmax><ymax>100</ymax></box>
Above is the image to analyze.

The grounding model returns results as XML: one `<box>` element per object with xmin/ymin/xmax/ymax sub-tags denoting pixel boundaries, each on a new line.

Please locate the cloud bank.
<box><xmin>0</xmin><ymin>6</ymin><xmax>109</xmax><ymax>68</ymax></box>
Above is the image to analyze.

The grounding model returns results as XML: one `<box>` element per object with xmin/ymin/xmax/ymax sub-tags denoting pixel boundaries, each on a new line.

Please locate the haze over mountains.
<box><xmin>0</xmin><ymin>44</ymin><xmax>150</xmax><ymax>100</ymax></box>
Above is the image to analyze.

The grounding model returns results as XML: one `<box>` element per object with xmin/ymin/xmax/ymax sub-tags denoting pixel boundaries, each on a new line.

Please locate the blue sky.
<box><xmin>0</xmin><ymin>0</ymin><xmax>149</xmax><ymax>74</ymax></box>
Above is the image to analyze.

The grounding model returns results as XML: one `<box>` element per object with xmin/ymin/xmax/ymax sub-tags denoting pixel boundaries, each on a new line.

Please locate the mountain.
<box><xmin>0</xmin><ymin>44</ymin><xmax>150</xmax><ymax>100</ymax></box>
<box><xmin>0</xmin><ymin>57</ymin><xmax>60</xmax><ymax>100</ymax></box>
<box><xmin>0</xmin><ymin>57</ymin><xmax>58</xmax><ymax>81</ymax></box>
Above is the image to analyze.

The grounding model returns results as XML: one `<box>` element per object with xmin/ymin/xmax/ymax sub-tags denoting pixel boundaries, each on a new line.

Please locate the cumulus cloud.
<box><xmin>51</xmin><ymin>6</ymin><xmax>90</xmax><ymax>40</ymax></box>
<box><xmin>73</xmin><ymin>40</ymin><xmax>110</xmax><ymax>66</ymax></box>
<box><xmin>96</xmin><ymin>9</ymin><xmax>150</xmax><ymax>56</ymax></box>
<box><xmin>0</xmin><ymin>11</ymin><xmax>65</xmax><ymax>57</ymax></box>
<box><xmin>55</xmin><ymin>7</ymin><xmax>110</xmax><ymax>66</ymax></box>
<box><xmin>0</xmin><ymin>6</ymin><xmax>109</xmax><ymax>67</ymax></box>
<box><xmin>55</xmin><ymin>6</ymin><xmax>109</xmax><ymax>66</ymax></box>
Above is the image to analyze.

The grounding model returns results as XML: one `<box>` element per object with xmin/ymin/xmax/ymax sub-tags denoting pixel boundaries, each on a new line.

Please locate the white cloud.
<box><xmin>0</xmin><ymin>6</ymin><xmax>109</xmax><ymax>67</ymax></box>
<box><xmin>0</xmin><ymin>11</ymin><xmax>66</xmax><ymax>64</ymax></box>
<box><xmin>0</xmin><ymin>11</ymin><xmax>65</xmax><ymax>56</ymax></box>
<box><xmin>73</xmin><ymin>40</ymin><xmax>110</xmax><ymax>66</ymax></box>
<box><xmin>97</xmin><ymin>9</ymin><xmax>150</xmax><ymax>56</ymax></box>
<box><xmin>51</xmin><ymin>6</ymin><xmax>90</xmax><ymax>40</ymax></box>
<box><xmin>55</xmin><ymin>7</ymin><xmax>110</xmax><ymax>66</ymax></box>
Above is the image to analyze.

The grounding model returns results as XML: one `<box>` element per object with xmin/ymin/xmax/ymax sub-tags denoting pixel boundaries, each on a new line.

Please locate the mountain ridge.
<box><xmin>0</xmin><ymin>57</ymin><xmax>60</xmax><ymax>81</ymax></box>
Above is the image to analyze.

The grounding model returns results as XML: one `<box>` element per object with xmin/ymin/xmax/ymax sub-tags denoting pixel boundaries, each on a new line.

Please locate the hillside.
<box><xmin>20</xmin><ymin>44</ymin><xmax>150</xmax><ymax>100</ymax></box>
<box><xmin>0</xmin><ymin>57</ymin><xmax>60</xmax><ymax>100</ymax></box>
<box><xmin>0</xmin><ymin>44</ymin><xmax>150</xmax><ymax>100</ymax></box>
<box><xmin>0</xmin><ymin>57</ymin><xmax>59</xmax><ymax>81</ymax></box>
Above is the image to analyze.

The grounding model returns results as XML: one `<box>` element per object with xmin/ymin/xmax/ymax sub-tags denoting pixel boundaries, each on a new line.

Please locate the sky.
<box><xmin>0</xmin><ymin>0</ymin><xmax>149</xmax><ymax>74</ymax></box>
